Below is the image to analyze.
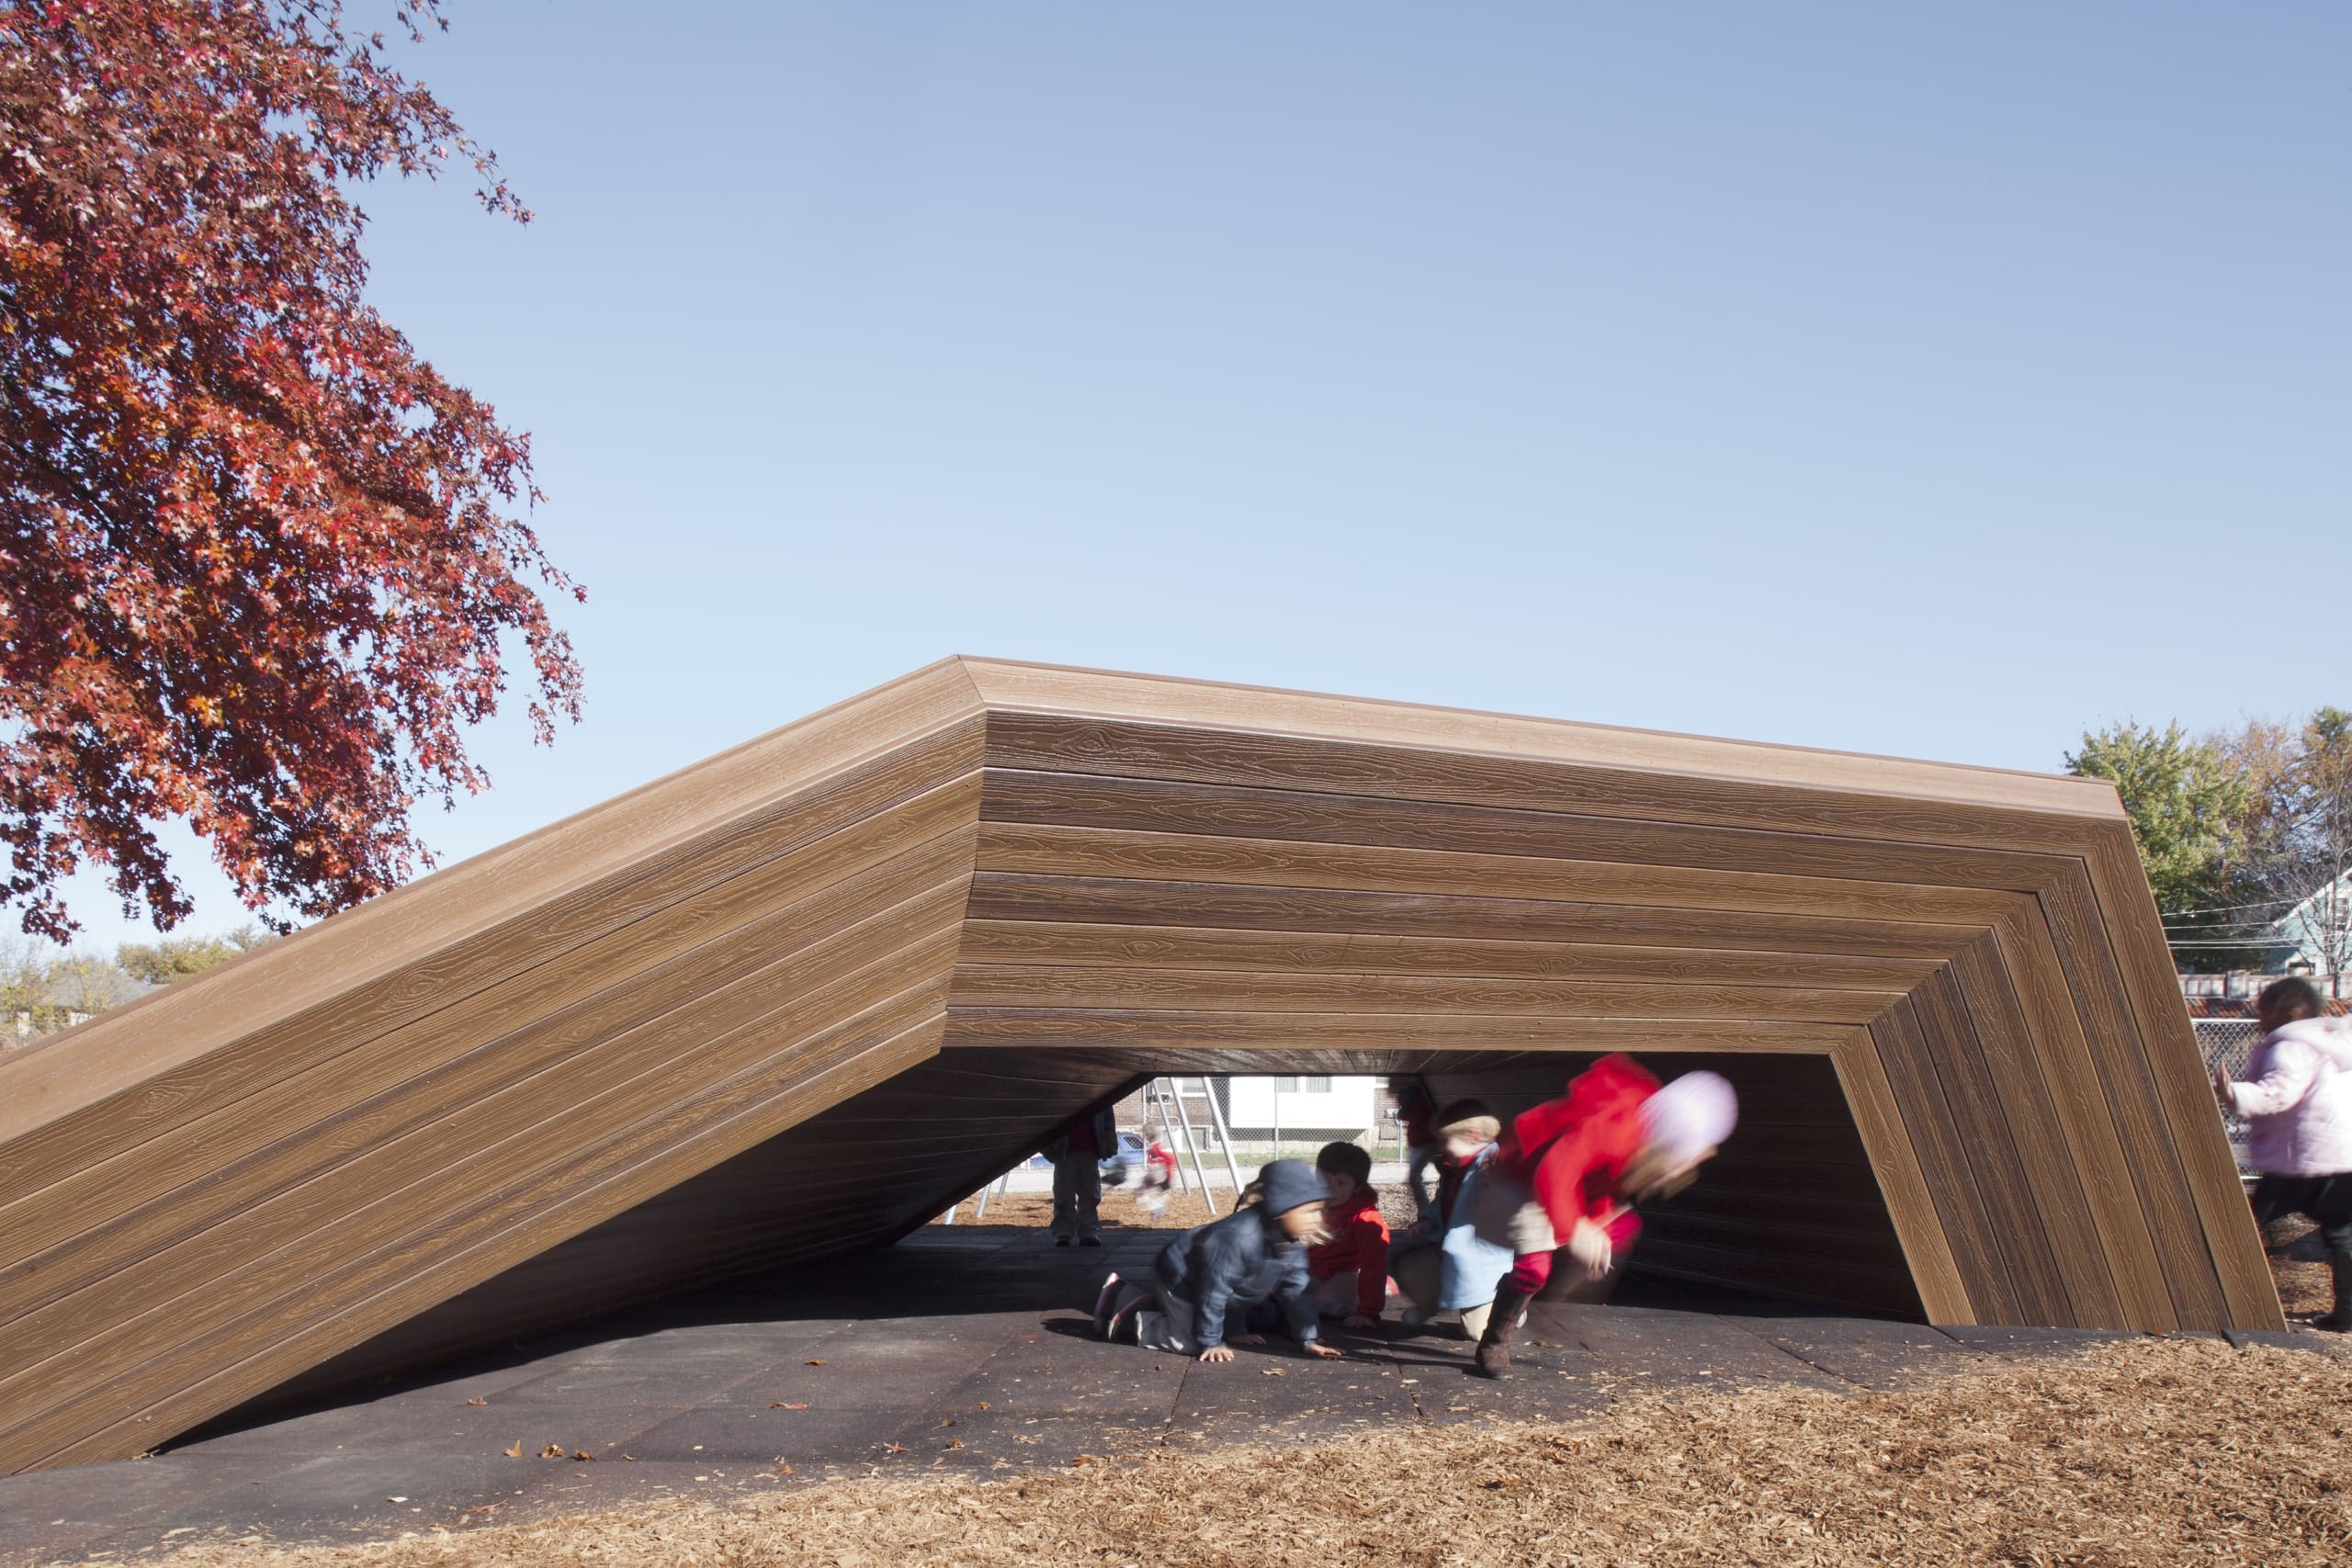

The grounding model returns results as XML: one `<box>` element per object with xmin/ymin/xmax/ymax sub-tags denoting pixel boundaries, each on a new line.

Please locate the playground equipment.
<box><xmin>0</xmin><ymin>658</ymin><xmax>2279</xmax><ymax>1472</ymax></box>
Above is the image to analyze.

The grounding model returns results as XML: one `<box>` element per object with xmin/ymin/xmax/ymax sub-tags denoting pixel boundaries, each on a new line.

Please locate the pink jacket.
<box><xmin>2228</xmin><ymin>1018</ymin><xmax>2352</xmax><ymax>1177</ymax></box>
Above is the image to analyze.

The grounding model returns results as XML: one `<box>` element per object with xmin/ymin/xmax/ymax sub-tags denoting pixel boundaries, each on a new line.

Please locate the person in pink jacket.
<box><xmin>2214</xmin><ymin>976</ymin><xmax>2352</xmax><ymax>1331</ymax></box>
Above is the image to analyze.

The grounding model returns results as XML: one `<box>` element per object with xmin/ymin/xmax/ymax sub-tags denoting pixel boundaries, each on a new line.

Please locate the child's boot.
<box><xmin>2316</xmin><ymin>1251</ymin><xmax>2352</xmax><ymax>1332</ymax></box>
<box><xmin>1473</xmin><ymin>1284</ymin><xmax>1532</xmax><ymax>1378</ymax></box>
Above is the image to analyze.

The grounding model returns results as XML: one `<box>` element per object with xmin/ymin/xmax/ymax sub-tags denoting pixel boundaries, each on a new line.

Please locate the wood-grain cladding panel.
<box><xmin>0</xmin><ymin>657</ymin><xmax>2279</xmax><ymax>1473</ymax></box>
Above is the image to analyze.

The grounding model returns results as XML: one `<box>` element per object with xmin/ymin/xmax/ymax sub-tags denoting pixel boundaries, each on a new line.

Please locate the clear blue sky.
<box><xmin>55</xmin><ymin>1</ymin><xmax>2352</xmax><ymax>948</ymax></box>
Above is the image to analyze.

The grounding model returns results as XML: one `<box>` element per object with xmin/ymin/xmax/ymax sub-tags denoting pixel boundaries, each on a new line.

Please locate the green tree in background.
<box><xmin>3</xmin><ymin>923</ymin><xmax>272</xmax><ymax>1043</ymax></box>
<box><xmin>2066</xmin><ymin>721</ymin><xmax>2256</xmax><ymax>971</ymax></box>
<box><xmin>1</xmin><ymin>937</ymin><xmax>142</xmax><ymax>1038</ymax></box>
<box><xmin>115</xmin><ymin>926</ymin><xmax>272</xmax><ymax>987</ymax></box>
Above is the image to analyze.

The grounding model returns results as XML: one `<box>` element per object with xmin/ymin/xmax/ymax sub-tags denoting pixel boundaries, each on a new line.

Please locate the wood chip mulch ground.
<box><xmin>154</xmin><ymin>1332</ymin><xmax>2348</xmax><ymax>1568</ymax></box>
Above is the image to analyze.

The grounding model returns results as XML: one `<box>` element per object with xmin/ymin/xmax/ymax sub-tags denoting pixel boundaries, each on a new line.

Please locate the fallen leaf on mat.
<box><xmin>775</xmin><ymin>1461</ymin><xmax>794</xmax><ymax>1474</ymax></box>
<box><xmin>1070</xmin><ymin>1455</ymin><xmax>1094</xmax><ymax>1467</ymax></box>
<box><xmin>502</xmin><ymin>1441</ymin><xmax>523</xmax><ymax>1458</ymax></box>
<box><xmin>574</xmin><ymin>1450</ymin><xmax>595</xmax><ymax>1462</ymax></box>
<box><xmin>1261</xmin><ymin>1369</ymin><xmax>1286</xmax><ymax>1377</ymax></box>
<box><xmin>466</xmin><ymin>1397</ymin><xmax>487</xmax><ymax>1406</ymax></box>
<box><xmin>944</xmin><ymin>1438</ymin><xmax>964</xmax><ymax>1450</ymax></box>
<box><xmin>770</xmin><ymin>1402</ymin><xmax>808</xmax><ymax>1410</ymax></box>
<box><xmin>878</xmin><ymin>1442</ymin><xmax>910</xmax><ymax>1455</ymax></box>
<box><xmin>805</xmin><ymin>1358</ymin><xmax>826</xmax><ymax>1366</ymax></box>
<box><xmin>538</xmin><ymin>1443</ymin><xmax>568</xmax><ymax>1460</ymax></box>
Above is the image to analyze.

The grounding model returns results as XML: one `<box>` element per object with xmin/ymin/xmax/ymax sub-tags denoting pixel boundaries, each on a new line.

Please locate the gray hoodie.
<box><xmin>1151</xmin><ymin>1160</ymin><xmax>1328</xmax><ymax>1351</ymax></box>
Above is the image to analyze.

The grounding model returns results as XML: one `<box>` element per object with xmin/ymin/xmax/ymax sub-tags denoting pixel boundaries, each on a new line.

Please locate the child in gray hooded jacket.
<box><xmin>1092</xmin><ymin>1159</ymin><xmax>1346</xmax><ymax>1361</ymax></box>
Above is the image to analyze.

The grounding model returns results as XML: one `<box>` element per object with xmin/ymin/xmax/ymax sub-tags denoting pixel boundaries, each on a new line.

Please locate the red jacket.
<box><xmin>1306</xmin><ymin>1186</ymin><xmax>1390</xmax><ymax>1317</ymax></box>
<box><xmin>1499</xmin><ymin>1055</ymin><xmax>1657</xmax><ymax>1245</ymax></box>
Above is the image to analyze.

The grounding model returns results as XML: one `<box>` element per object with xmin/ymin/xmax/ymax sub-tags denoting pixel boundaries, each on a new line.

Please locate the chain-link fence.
<box><xmin>2194</xmin><ymin>1019</ymin><xmax>2265</xmax><ymax>1174</ymax></box>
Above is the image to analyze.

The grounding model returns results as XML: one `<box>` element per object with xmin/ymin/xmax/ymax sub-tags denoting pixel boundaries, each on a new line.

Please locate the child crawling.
<box><xmin>1091</xmin><ymin>1159</ymin><xmax>1347</xmax><ymax>1361</ymax></box>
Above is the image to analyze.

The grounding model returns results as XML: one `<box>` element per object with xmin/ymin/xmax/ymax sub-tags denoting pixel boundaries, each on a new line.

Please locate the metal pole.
<box><xmin>974</xmin><ymin>1166</ymin><xmax>1012</xmax><ymax>1221</ymax></box>
<box><xmin>1272</xmin><ymin>1075</ymin><xmax>1282</xmax><ymax>1164</ymax></box>
<box><xmin>1202</xmin><ymin>1075</ymin><xmax>1246</xmax><ymax>1198</ymax></box>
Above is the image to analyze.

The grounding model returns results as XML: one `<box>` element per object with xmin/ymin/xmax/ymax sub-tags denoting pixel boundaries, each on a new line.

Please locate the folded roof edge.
<box><xmin>0</xmin><ymin>655</ymin><xmax>2117</xmax><ymax>1141</ymax></box>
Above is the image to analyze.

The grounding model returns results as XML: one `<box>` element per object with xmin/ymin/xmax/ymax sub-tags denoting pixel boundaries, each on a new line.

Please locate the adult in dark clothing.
<box><xmin>1386</xmin><ymin>1075</ymin><xmax>1439</xmax><ymax>1208</ymax></box>
<box><xmin>1046</xmin><ymin>1104</ymin><xmax>1118</xmax><ymax>1247</ymax></box>
<box><xmin>1091</xmin><ymin>1160</ymin><xmax>1345</xmax><ymax>1361</ymax></box>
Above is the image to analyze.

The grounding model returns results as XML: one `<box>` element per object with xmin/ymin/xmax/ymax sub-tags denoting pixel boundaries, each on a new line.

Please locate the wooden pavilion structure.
<box><xmin>0</xmin><ymin>658</ymin><xmax>2278</xmax><ymax>1472</ymax></box>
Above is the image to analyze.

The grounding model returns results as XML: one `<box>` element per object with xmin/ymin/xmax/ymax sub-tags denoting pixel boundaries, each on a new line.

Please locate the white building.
<box><xmin>2275</xmin><ymin>869</ymin><xmax>2352</xmax><ymax>982</ymax></box>
<box><xmin>1220</xmin><ymin>1075</ymin><xmax>1384</xmax><ymax>1140</ymax></box>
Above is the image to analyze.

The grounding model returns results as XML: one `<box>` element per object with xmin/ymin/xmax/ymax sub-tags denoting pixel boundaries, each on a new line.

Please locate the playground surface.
<box><xmin>1</xmin><ymin>1221</ymin><xmax>2340</xmax><ymax>1567</ymax></box>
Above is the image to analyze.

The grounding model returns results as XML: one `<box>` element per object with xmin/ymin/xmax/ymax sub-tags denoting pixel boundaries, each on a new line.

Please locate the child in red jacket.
<box><xmin>1475</xmin><ymin>1055</ymin><xmax>1737</xmax><ymax>1378</ymax></box>
<box><xmin>1306</xmin><ymin>1142</ymin><xmax>1390</xmax><ymax>1328</ymax></box>
<box><xmin>1136</xmin><ymin>1122</ymin><xmax>1180</xmax><ymax>1217</ymax></box>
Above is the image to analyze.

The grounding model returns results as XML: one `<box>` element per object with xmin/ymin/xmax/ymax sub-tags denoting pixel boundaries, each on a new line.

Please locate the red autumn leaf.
<box><xmin>0</xmin><ymin>1</ymin><xmax>581</xmax><ymax>942</ymax></box>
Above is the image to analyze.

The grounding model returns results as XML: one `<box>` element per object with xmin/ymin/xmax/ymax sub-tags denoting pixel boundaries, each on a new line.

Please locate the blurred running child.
<box><xmin>1091</xmin><ymin>1160</ymin><xmax>1347</xmax><ymax>1361</ymax></box>
<box><xmin>2215</xmin><ymin>976</ymin><xmax>2352</xmax><ymax>1330</ymax></box>
<box><xmin>1475</xmin><ymin>1056</ymin><xmax>1737</xmax><ymax>1377</ymax></box>
<box><xmin>1306</xmin><ymin>1141</ymin><xmax>1390</xmax><ymax>1327</ymax></box>
<box><xmin>1136</xmin><ymin>1122</ymin><xmax>1180</xmax><ymax>1217</ymax></box>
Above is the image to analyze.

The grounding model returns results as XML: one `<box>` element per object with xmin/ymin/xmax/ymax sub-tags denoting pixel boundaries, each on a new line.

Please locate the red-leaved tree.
<box><xmin>0</xmin><ymin>1</ymin><xmax>582</xmax><ymax>940</ymax></box>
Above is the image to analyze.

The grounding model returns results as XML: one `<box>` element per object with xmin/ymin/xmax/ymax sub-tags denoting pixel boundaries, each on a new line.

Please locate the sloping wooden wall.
<box><xmin>0</xmin><ymin>658</ymin><xmax>2276</xmax><ymax>1473</ymax></box>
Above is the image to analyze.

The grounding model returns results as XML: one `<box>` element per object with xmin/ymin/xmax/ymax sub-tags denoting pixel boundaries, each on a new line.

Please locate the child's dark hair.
<box><xmin>1316</xmin><ymin>1140</ymin><xmax>1372</xmax><ymax>1186</ymax></box>
<box><xmin>2258</xmin><ymin>976</ymin><xmax>2324</xmax><ymax>1031</ymax></box>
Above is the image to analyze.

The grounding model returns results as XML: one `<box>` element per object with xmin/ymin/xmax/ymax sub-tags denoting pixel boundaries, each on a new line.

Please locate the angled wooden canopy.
<box><xmin>0</xmin><ymin>658</ymin><xmax>2276</xmax><ymax>1472</ymax></box>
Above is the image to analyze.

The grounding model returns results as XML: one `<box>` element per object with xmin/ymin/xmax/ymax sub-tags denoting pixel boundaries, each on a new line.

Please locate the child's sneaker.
<box><xmin>1091</xmin><ymin>1272</ymin><xmax>1124</xmax><ymax>1338</ymax></box>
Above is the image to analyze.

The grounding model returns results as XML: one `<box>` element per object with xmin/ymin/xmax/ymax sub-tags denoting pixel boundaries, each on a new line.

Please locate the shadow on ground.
<box><xmin>1</xmin><ymin>1221</ymin><xmax>2265</xmax><ymax>1567</ymax></box>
